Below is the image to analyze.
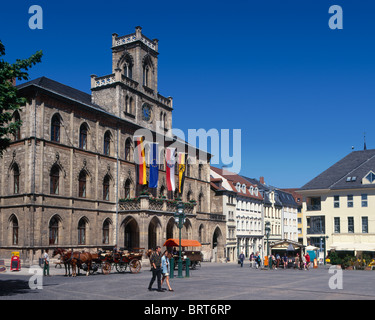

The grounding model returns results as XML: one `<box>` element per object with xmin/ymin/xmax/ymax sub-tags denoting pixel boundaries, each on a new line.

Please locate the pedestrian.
<box><xmin>148</xmin><ymin>246</ymin><xmax>163</xmax><ymax>292</ymax></box>
<box><xmin>295</xmin><ymin>253</ymin><xmax>300</xmax><ymax>269</ymax></box>
<box><xmin>239</xmin><ymin>252</ymin><xmax>245</xmax><ymax>267</ymax></box>
<box><xmin>305</xmin><ymin>253</ymin><xmax>311</xmax><ymax>270</ymax></box>
<box><xmin>272</xmin><ymin>254</ymin><xmax>276</xmax><ymax>270</ymax></box>
<box><xmin>43</xmin><ymin>249</ymin><xmax>50</xmax><ymax>276</ymax></box>
<box><xmin>256</xmin><ymin>254</ymin><xmax>261</xmax><ymax>269</ymax></box>
<box><xmin>283</xmin><ymin>253</ymin><xmax>288</xmax><ymax>269</ymax></box>
<box><xmin>161</xmin><ymin>250</ymin><xmax>174</xmax><ymax>292</ymax></box>
<box><xmin>276</xmin><ymin>253</ymin><xmax>280</xmax><ymax>269</ymax></box>
<box><xmin>249</xmin><ymin>252</ymin><xmax>254</xmax><ymax>268</ymax></box>
<box><xmin>301</xmin><ymin>253</ymin><xmax>306</xmax><ymax>270</ymax></box>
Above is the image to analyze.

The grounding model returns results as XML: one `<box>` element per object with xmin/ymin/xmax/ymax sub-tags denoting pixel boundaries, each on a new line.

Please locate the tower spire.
<box><xmin>364</xmin><ymin>131</ymin><xmax>367</xmax><ymax>150</ymax></box>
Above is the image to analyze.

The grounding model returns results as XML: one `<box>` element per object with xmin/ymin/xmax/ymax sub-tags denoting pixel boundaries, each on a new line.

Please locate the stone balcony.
<box><xmin>119</xmin><ymin>195</ymin><xmax>196</xmax><ymax>214</ymax></box>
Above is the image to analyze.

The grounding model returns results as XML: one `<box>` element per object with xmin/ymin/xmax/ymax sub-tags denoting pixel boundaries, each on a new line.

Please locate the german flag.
<box><xmin>178</xmin><ymin>153</ymin><xmax>186</xmax><ymax>194</ymax></box>
<box><xmin>135</xmin><ymin>136</ymin><xmax>147</xmax><ymax>185</ymax></box>
<box><xmin>166</xmin><ymin>147</ymin><xmax>176</xmax><ymax>192</ymax></box>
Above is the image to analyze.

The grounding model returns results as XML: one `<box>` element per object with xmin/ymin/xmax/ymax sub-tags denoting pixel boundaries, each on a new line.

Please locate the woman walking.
<box><xmin>161</xmin><ymin>250</ymin><xmax>174</xmax><ymax>292</ymax></box>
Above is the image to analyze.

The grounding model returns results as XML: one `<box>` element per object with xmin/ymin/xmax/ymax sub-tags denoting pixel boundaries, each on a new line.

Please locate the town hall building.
<box><xmin>0</xmin><ymin>27</ymin><xmax>226</xmax><ymax>264</ymax></box>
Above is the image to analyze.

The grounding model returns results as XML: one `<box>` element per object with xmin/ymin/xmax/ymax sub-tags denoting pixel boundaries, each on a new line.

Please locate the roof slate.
<box><xmin>299</xmin><ymin>149</ymin><xmax>375</xmax><ymax>191</ymax></box>
<box><xmin>17</xmin><ymin>76</ymin><xmax>105</xmax><ymax>111</ymax></box>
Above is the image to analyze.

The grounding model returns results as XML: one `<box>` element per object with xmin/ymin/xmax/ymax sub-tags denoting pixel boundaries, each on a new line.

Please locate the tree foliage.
<box><xmin>0</xmin><ymin>40</ymin><xmax>42</xmax><ymax>155</ymax></box>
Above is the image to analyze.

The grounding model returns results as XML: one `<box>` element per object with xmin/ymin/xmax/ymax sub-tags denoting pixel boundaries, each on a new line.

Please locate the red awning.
<box><xmin>163</xmin><ymin>238</ymin><xmax>202</xmax><ymax>247</ymax></box>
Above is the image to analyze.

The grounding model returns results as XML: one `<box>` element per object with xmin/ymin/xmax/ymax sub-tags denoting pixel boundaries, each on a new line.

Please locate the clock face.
<box><xmin>142</xmin><ymin>104</ymin><xmax>151</xmax><ymax>122</ymax></box>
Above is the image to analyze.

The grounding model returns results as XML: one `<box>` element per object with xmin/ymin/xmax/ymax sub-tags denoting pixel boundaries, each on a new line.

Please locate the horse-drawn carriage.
<box><xmin>163</xmin><ymin>239</ymin><xmax>203</xmax><ymax>270</ymax></box>
<box><xmin>92</xmin><ymin>249</ymin><xmax>143</xmax><ymax>275</ymax></box>
<box><xmin>52</xmin><ymin>247</ymin><xmax>143</xmax><ymax>276</ymax></box>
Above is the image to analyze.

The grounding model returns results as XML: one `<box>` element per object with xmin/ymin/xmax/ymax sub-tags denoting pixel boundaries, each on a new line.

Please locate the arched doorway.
<box><xmin>212</xmin><ymin>227</ymin><xmax>224</xmax><ymax>262</ymax></box>
<box><xmin>148</xmin><ymin>217</ymin><xmax>162</xmax><ymax>250</ymax></box>
<box><xmin>166</xmin><ymin>218</ymin><xmax>176</xmax><ymax>240</ymax></box>
<box><xmin>182</xmin><ymin>218</ymin><xmax>192</xmax><ymax>239</ymax></box>
<box><xmin>122</xmin><ymin>216</ymin><xmax>139</xmax><ymax>250</ymax></box>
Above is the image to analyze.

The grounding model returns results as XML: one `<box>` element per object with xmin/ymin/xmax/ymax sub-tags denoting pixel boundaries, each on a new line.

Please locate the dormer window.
<box><xmin>249</xmin><ymin>186</ymin><xmax>254</xmax><ymax>195</ymax></box>
<box><xmin>236</xmin><ymin>182</ymin><xmax>241</xmax><ymax>192</ymax></box>
<box><xmin>242</xmin><ymin>184</ymin><xmax>246</xmax><ymax>193</ymax></box>
<box><xmin>365</xmin><ymin>172</ymin><xmax>375</xmax><ymax>183</ymax></box>
<box><xmin>254</xmin><ymin>187</ymin><xmax>259</xmax><ymax>196</ymax></box>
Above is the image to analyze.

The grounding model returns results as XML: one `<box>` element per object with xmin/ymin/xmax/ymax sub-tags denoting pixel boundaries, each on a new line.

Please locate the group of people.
<box><xmin>239</xmin><ymin>251</ymin><xmax>311</xmax><ymax>270</ymax></box>
<box><xmin>239</xmin><ymin>251</ymin><xmax>262</xmax><ymax>269</ymax></box>
<box><xmin>148</xmin><ymin>246</ymin><xmax>174</xmax><ymax>292</ymax></box>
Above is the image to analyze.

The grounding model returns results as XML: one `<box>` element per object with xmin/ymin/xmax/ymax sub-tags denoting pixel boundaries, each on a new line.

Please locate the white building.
<box><xmin>211</xmin><ymin>167</ymin><xmax>264</xmax><ymax>260</ymax></box>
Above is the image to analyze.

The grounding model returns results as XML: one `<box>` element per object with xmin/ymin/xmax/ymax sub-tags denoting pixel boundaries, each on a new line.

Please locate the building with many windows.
<box><xmin>299</xmin><ymin>149</ymin><xmax>375</xmax><ymax>258</ymax></box>
<box><xmin>211</xmin><ymin>167</ymin><xmax>264</xmax><ymax>261</ymax></box>
<box><xmin>0</xmin><ymin>27</ymin><xmax>226</xmax><ymax>264</ymax></box>
<box><xmin>241</xmin><ymin>176</ymin><xmax>299</xmax><ymax>255</ymax></box>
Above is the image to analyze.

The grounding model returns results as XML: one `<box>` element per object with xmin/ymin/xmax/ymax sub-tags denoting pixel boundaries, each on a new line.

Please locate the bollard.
<box><xmin>169</xmin><ymin>257</ymin><xmax>174</xmax><ymax>279</ymax></box>
<box><xmin>185</xmin><ymin>258</ymin><xmax>190</xmax><ymax>278</ymax></box>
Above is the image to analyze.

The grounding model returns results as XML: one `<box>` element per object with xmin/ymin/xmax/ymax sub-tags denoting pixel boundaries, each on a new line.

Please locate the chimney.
<box><xmin>259</xmin><ymin>176</ymin><xmax>265</xmax><ymax>185</ymax></box>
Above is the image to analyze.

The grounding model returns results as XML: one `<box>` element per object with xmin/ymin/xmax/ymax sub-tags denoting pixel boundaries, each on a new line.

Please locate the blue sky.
<box><xmin>1</xmin><ymin>0</ymin><xmax>375</xmax><ymax>188</ymax></box>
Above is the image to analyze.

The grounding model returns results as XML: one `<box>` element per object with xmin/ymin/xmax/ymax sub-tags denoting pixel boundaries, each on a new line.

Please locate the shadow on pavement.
<box><xmin>0</xmin><ymin>279</ymin><xmax>30</xmax><ymax>297</ymax></box>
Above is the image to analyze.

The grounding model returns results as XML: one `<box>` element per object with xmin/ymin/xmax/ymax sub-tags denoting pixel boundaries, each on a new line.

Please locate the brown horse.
<box><xmin>52</xmin><ymin>248</ymin><xmax>73</xmax><ymax>277</ymax></box>
<box><xmin>70</xmin><ymin>251</ymin><xmax>93</xmax><ymax>277</ymax></box>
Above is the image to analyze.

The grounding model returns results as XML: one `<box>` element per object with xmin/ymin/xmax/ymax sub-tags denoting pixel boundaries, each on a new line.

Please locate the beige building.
<box><xmin>299</xmin><ymin>149</ymin><xmax>375</xmax><ymax>259</ymax></box>
<box><xmin>281</xmin><ymin>189</ymin><xmax>304</xmax><ymax>244</ymax></box>
<box><xmin>0</xmin><ymin>27</ymin><xmax>226</xmax><ymax>264</ymax></box>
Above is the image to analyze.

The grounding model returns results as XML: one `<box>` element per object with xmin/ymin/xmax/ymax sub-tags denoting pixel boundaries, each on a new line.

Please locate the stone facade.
<box><xmin>0</xmin><ymin>27</ymin><xmax>226</xmax><ymax>265</ymax></box>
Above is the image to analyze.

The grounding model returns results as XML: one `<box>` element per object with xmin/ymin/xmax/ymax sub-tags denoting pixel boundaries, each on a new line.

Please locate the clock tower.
<box><xmin>91</xmin><ymin>26</ymin><xmax>173</xmax><ymax>133</ymax></box>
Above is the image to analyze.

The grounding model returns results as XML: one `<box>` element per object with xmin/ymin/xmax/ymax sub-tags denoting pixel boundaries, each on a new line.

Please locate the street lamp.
<box><xmin>321</xmin><ymin>235</ymin><xmax>329</xmax><ymax>265</ymax></box>
<box><xmin>265</xmin><ymin>221</ymin><xmax>271</xmax><ymax>269</ymax></box>
<box><xmin>174</xmin><ymin>201</ymin><xmax>185</xmax><ymax>278</ymax></box>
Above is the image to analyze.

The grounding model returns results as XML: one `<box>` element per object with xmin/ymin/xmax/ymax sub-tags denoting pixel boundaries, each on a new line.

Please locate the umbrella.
<box><xmin>306</xmin><ymin>245</ymin><xmax>319</xmax><ymax>251</ymax></box>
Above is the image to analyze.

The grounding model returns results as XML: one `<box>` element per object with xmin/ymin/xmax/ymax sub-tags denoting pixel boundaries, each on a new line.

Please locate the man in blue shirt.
<box><xmin>239</xmin><ymin>252</ymin><xmax>245</xmax><ymax>267</ymax></box>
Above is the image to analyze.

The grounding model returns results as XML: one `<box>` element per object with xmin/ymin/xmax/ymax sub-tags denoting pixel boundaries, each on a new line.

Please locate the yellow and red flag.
<box><xmin>178</xmin><ymin>153</ymin><xmax>186</xmax><ymax>194</ymax></box>
<box><xmin>135</xmin><ymin>136</ymin><xmax>147</xmax><ymax>185</ymax></box>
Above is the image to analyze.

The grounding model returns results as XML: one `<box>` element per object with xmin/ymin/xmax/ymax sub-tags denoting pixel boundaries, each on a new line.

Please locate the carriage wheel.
<box><xmin>115</xmin><ymin>262</ymin><xmax>127</xmax><ymax>273</ymax></box>
<box><xmin>129</xmin><ymin>259</ymin><xmax>141</xmax><ymax>273</ymax></box>
<box><xmin>102</xmin><ymin>262</ymin><xmax>111</xmax><ymax>275</ymax></box>
<box><xmin>90</xmin><ymin>262</ymin><xmax>100</xmax><ymax>275</ymax></box>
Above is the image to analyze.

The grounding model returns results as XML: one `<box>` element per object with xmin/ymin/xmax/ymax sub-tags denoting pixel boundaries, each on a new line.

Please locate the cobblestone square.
<box><xmin>0</xmin><ymin>262</ymin><xmax>374</xmax><ymax>301</ymax></box>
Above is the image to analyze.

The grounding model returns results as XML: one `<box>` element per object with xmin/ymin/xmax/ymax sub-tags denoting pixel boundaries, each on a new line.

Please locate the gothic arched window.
<box><xmin>51</xmin><ymin>114</ymin><xmax>61</xmax><ymax>142</ymax></box>
<box><xmin>78</xmin><ymin>218</ymin><xmax>87</xmax><ymax>245</ymax></box>
<box><xmin>10</xmin><ymin>215</ymin><xmax>18</xmax><ymax>245</ymax></box>
<box><xmin>103</xmin><ymin>175</ymin><xmax>110</xmax><ymax>201</ymax></box>
<box><xmin>198</xmin><ymin>164</ymin><xmax>203</xmax><ymax>180</ymax></box>
<box><xmin>198</xmin><ymin>193</ymin><xmax>203</xmax><ymax>212</ymax></box>
<box><xmin>104</xmin><ymin>131</ymin><xmax>111</xmax><ymax>156</ymax></box>
<box><xmin>124</xmin><ymin>178</ymin><xmax>131</xmax><ymax>199</ymax></box>
<box><xmin>13</xmin><ymin>163</ymin><xmax>20</xmax><ymax>194</ymax></box>
<box><xmin>50</xmin><ymin>165</ymin><xmax>60</xmax><ymax>195</ymax></box>
<box><xmin>79</xmin><ymin>123</ymin><xmax>88</xmax><ymax>150</ymax></box>
<box><xmin>143</xmin><ymin>65</ymin><xmax>150</xmax><ymax>87</ymax></box>
<box><xmin>13</xmin><ymin>111</ymin><xmax>21</xmax><ymax>140</ymax></box>
<box><xmin>78</xmin><ymin>170</ymin><xmax>87</xmax><ymax>198</ymax></box>
<box><xmin>102</xmin><ymin>219</ymin><xmax>110</xmax><ymax>244</ymax></box>
<box><xmin>125</xmin><ymin>138</ymin><xmax>132</xmax><ymax>161</ymax></box>
<box><xmin>49</xmin><ymin>216</ymin><xmax>59</xmax><ymax>245</ymax></box>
